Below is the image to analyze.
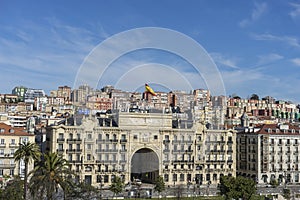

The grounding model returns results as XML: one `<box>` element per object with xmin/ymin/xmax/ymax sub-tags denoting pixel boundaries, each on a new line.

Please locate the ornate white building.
<box><xmin>237</xmin><ymin>123</ymin><xmax>300</xmax><ymax>185</ymax></box>
<box><xmin>46</xmin><ymin>111</ymin><xmax>236</xmax><ymax>188</ymax></box>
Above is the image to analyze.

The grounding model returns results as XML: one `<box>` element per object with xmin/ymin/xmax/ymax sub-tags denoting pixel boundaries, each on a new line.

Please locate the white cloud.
<box><xmin>291</xmin><ymin>58</ymin><xmax>300</xmax><ymax>66</ymax></box>
<box><xmin>239</xmin><ymin>2</ymin><xmax>268</xmax><ymax>27</ymax></box>
<box><xmin>290</xmin><ymin>3</ymin><xmax>300</xmax><ymax>18</ymax></box>
<box><xmin>252</xmin><ymin>33</ymin><xmax>300</xmax><ymax>48</ymax></box>
<box><xmin>0</xmin><ymin>19</ymin><xmax>102</xmax><ymax>92</ymax></box>
<box><xmin>257</xmin><ymin>53</ymin><xmax>284</xmax><ymax>65</ymax></box>
<box><xmin>210</xmin><ymin>53</ymin><xmax>240</xmax><ymax>69</ymax></box>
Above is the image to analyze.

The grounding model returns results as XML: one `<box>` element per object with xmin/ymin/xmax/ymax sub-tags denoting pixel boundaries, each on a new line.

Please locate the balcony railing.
<box><xmin>0</xmin><ymin>164</ymin><xmax>16</xmax><ymax>168</ymax></box>
<box><xmin>9</xmin><ymin>143</ymin><xmax>19</xmax><ymax>148</ymax></box>
<box><xmin>67</xmin><ymin>138</ymin><xmax>82</xmax><ymax>143</ymax></box>
<box><xmin>57</xmin><ymin>138</ymin><xmax>65</xmax><ymax>143</ymax></box>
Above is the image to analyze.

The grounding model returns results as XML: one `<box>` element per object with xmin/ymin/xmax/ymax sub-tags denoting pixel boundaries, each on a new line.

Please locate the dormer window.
<box><xmin>268</xmin><ymin>128</ymin><xmax>272</xmax><ymax>133</ymax></box>
<box><xmin>292</xmin><ymin>129</ymin><xmax>295</xmax><ymax>133</ymax></box>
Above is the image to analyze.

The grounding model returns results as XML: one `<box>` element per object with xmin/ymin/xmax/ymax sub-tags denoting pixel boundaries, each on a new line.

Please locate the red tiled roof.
<box><xmin>0</xmin><ymin>123</ymin><xmax>33</xmax><ymax>136</ymax></box>
<box><xmin>256</xmin><ymin>123</ymin><xmax>300</xmax><ymax>135</ymax></box>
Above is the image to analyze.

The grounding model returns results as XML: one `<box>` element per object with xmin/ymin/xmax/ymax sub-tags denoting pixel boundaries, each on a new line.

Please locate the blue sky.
<box><xmin>0</xmin><ymin>0</ymin><xmax>300</xmax><ymax>103</ymax></box>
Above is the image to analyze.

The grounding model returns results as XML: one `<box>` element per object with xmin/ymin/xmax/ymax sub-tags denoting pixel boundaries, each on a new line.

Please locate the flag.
<box><xmin>145</xmin><ymin>83</ymin><xmax>156</xmax><ymax>96</ymax></box>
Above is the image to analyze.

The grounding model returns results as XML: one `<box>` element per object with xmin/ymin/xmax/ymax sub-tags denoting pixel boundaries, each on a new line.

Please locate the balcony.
<box><xmin>0</xmin><ymin>164</ymin><xmax>16</xmax><ymax>168</ymax></box>
<box><xmin>57</xmin><ymin>138</ymin><xmax>65</xmax><ymax>143</ymax></box>
<box><xmin>66</xmin><ymin>149</ymin><xmax>76</xmax><ymax>153</ymax></box>
<box><xmin>227</xmin><ymin>159</ymin><xmax>234</xmax><ymax>164</ymax></box>
<box><xmin>163</xmin><ymin>140</ymin><xmax>170</xmax><ymax>144</ymax></box>
<box><xmin>0</xmin><ymin>143</ymin><xmax>6</xmax><ymax>148</ymax></box>
<box><xmin>9</xmin><ymin>143</ymin><xmax>19</xmax><ymax>148</ymax></box>
<box><xmin>227</xmin><ymin>141</ymin><xmax>233</xmax><ymax>144</ymax></box>
<box><xmin>67</xmin><ymin>138</ymin><xmax>82</xmax><ymax>143</ymax></box>
<box><xmin>185</xmin><ymin>150</ymin><xmax>193</xmax><ymax>153</ymax></box>
<box><xmin>57</xmin><ymin>149</ymin><xmax>64</xmax><ymax>153</ymax></box>
<box><xmin>71</xmin><ymin>160</ymin><xmax>82</xmax><ymax>164</ymax></box>
<box><xmin>120</xmin><ymin>139</ymin><xmax>128</xmax><ymax>143</ymax></box>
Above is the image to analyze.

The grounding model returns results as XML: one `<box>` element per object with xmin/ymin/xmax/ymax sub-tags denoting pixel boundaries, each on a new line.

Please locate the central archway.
<box><xmin>131</xmin><ymin>148</ymin><xmax>159</xmax><ymax>184</ymax></box>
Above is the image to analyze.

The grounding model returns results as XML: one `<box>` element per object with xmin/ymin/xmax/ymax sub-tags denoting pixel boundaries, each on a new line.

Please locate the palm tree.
<box><xmin>14</xmin><ymin>141</ymin><xmax>41</xmax><ymax>200</ymax></box>
<box><xmin>29</xmin><ymin>152</ymin><xmax>74</xmax><ymax>200</ymax></box>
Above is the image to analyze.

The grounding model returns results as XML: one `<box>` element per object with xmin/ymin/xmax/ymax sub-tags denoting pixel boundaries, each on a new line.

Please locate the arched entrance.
<box><xmin>131</xmin><ymin>148</ymin><xmax>159</xmax><ymax>183</ymax></box>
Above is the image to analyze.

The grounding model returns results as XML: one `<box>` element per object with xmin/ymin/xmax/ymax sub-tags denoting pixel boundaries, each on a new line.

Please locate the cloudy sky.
<box><xmin>0</xmin><ymin>0</ymin><xmax>300</xmax><ymax>102</ymax></box>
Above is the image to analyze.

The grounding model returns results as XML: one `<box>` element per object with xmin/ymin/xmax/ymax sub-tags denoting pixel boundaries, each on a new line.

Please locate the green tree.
<box><xmin>270</xmin><ymin>179</ymin><xmax>279</xmax><ymax>188</ymax></box>
<box><xmin>154</xmin><ymin>176</ymin><xmax>165</xmax><ymax>197</ymax></box>
<box><xmin>283</xmin><ymin>188</ymin><xmax>291</xmax><ymax>200</ymax></box>
<box><xmin>67</xmin><ymin>181</ymin><xmax>99</xmax><ymax>199</ymax></box>
<box><xmin>109</xmin><ymin>176</ymin><xmax>124</xmax><ymax>198</ymax></box>
<box><xmin>14</xmin><ymin>141</ymin><xmax>41</xmax><ymax>200</ymax></box>
<box><xmin>29</xmin><ymin>152</ymin><xmax>74</xmax><ymax>200</ymax></box>
<box><xmin>220</xmin><ymin>175</ymin><xmax>256</xmax><ymax>200</ymax></box>
<box><xmin>0</xmin><ymin>176</ymin><xmax>24</xmax><ymax>200</ymax></box>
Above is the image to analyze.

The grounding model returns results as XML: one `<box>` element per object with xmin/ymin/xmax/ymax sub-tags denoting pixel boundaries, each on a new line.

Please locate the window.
<box><xmin>59</xmin><ymin>133</ymin><xmax>64</xmax><ymax>139</ymax></box>
<box><xmin>11</xmin><ymin>139</ymin><xmax>15</xmax><ymax>144</ymax></box>
<box><xmin>0</xmin><ymin>169</ymin><xmax>3</xmax><ymax>176</ymax></box>
<box><xmin>87</xmin><ymin>144</ymin><xmax>92</xmax><ymax>150</ymax></box>
<box><xmin>154</xmin><ymin>135</ymin><xmax>158</xmax><ymax>140</ymax></box>
<box><xmin>133</xmin><ymin>135</ymin><xmax>138</xmax><ymax>139</ymax></box>
<box><xmin>121</xmin><ymin>144</ymin><xmax>126</xmax><ymax>151</ymax></box>
<box><xmin>164</xmin><ymin>174</ymin><xmax>169</xmax><ymax>182</ymax></box>
<box><xmin>180</xmin><ymin>174</ymin><xmax>184</xmax><ymax>181</ymax></box>
<box><xmin>76</xmin><ymin>144</ymin><xmax>80</xmax><ymax>150</ymax></box>
<box><xmin>213</xmin><ymin>174</ymin><xmax>217</xmax><ymax>181</ymax></box>
<box><xmin>87</xmin><ymin>134</ymin><xmax>92</xmax><ymax>139</ymax></box>
<box><xmin>206</xmin><ymin>174</ymin><xmax>210</xmax><ymax>182</ymax></box>
<box><xmin>121</xmin><ymin>134</ymin><xmax>126</xmax><ymax>140</ymax></box>
<box><xmin>58</xmin><ymin>144</ymin><xmax>63</xmax><ymax>151</ymax></box>
<box><xmin>10</xmin><ymin>169</ymin><xmax>14</xmax><ymax>176</ymax></box>
<box><xmin>0</xmin><ymin>139</ymin><xmax>5</xmax><ymax>144</ymax></box>
<box><xmin>87</xmin><ymin>154</ymin><xmax>91</xmax><ymax>160</ymax></box>
<box><xmin>0</xmin><ymin>149</ymin><xmax>4</xmax><ymax>155</ymax></box>
<box><xmin>121</xmin><ymin>154</ymin><xmax>125</xmax><ymax>161</ymax></box>
<box><xmin>68</xmin><ymin>154</ymin><xmax>72</xmax><ymax>161</ymax></box>
<box><xmin>173</xmin><ymin>174</ymin><xmax>177</xmax><ymax>182</ymax></box>
<box><xmin>77</xmin><ymin>133</ymin><xmax>81</xmax><ymax>140</ymax></box>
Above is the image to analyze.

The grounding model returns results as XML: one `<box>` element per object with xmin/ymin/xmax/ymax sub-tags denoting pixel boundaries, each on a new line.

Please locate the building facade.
<box><xmin>237</xmin><ymin>123</ymin><xmax>300</xmax><ymax>185</ymax></box>
<box><xmin>46</xmin><ymin>111</ymin><xmax>236</xmax><ymax>188</ymax></box>
<box><xmin>0</xmin><ymin>123</ymin><xmax>35</xmax><ymax>182</ymax></box>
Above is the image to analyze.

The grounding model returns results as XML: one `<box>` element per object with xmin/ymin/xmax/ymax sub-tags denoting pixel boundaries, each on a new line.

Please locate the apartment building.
<box><xmin>46</xmin><ymin>111</ymin><xmax>236</xmax><ymax>188</ymax></box>
<box><xmin>0</xmin><ymin>123</ymin><xmax>35</xmax><ymax>180</ymax></box>
<box><xmin>237</xmin><ymin>123</ymin><xmax>300</xmax><ymax>185</ymax></box>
